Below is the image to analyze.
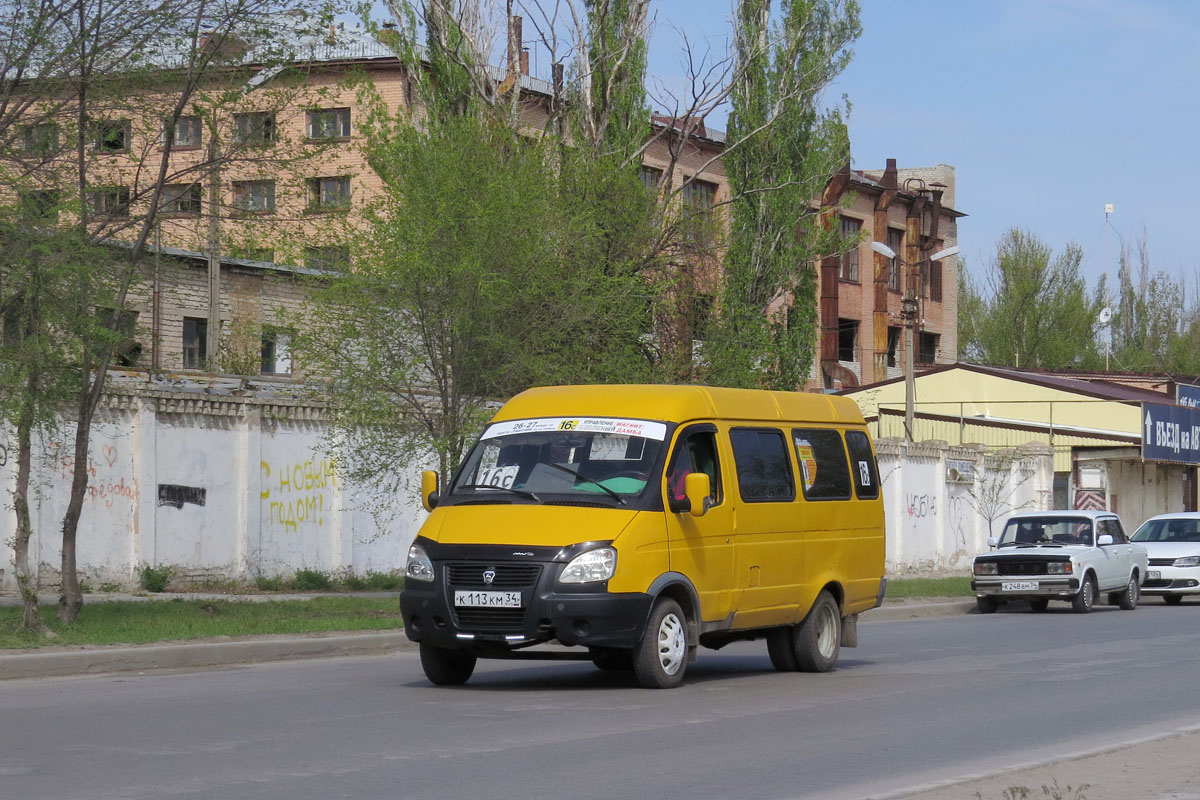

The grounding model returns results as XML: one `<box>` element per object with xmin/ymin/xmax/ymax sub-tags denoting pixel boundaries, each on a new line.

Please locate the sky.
<box><xmin>635</xmin><ymin>0</ymin><xmax>1200</xmax><ymax>297</ymax></box>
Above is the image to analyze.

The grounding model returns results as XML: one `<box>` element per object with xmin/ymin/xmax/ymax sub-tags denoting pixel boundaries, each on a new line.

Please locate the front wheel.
<box><xmin>794</xmin><ymin>590</ymin><xmax>841</xmax><ymax>673</ymax></box>
<box><xmin>1071</xmin><ymin>575</ymin><xmax>1097</xmax><ymax>614</ymax></box>
<box><xmin>1029</xmin><ymin>598</ymin><xmax>1049</xmax><ymax>613</ymax></box>
<box><xmin>976</xmin><ymin>595</ymin><xmax>999</xmax><ymax>614</ymax></box>
<box><xmin>633</xmin><ymin>598</ymin><xmax>688</xmax><ymax>689</ymax></box>
<box><xmin>1164</xmin><ymin>594</ymin><xmax>1184</xmax><ymax>606</ymax></box>
<box><xmin>590</xmin><ymin>647</ymin><xmax>634</xmax><ymax>671</ymax></box>
<box><xmin>419</xmin><ymin>644</ymin><xmax>477</xmax><ymax>686</ymax></box>
<box><xmin>1117</xmin><ymin>574</ymin><xmax>1140</xmax><ymax>610</ymax></box>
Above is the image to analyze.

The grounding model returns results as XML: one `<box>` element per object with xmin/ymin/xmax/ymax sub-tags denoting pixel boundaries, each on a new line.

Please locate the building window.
<box><xmin>261</xmin><ymin>329</ymin><xmax>292</xmax><ymax>375</ymax></box>
<box><xmin>92</xmin><ymin>119</ymin><xmax>131</xmax><ymax>153</ymax></box>
<box><xmin>887</xmin><ymin>228</ymin><xmax>903</xmax><ymax>292</ymax></box>
<box><xmin>837</xmin><ymin>318</ymin><xmax>858</xmax><ymax>362</ymax></box>
<box><xmin>21</xmin><ymin>122</ymin><xmax>59</xmax><ymax>155</ymax></box>
<box><xmin>97</xmin><ymin>308</ymin><xmax>140</xmax><ymax>366</ymax></box>
<box><xmin>232</xmin><ymin>180</ymin><xmax>275</xmax><ymax>213</ymax></box>
<box><xmin>839</xmin><ymin>217</ymin><xmax>861</xmax><ymax>282</ymax></box>
<box><xmin>233</xmin><ymin>112</ymin><xmax>275</xmax><ymax>146</ymax></box>
<box><xmin>88</xmin><ymin>186</ymin><xmax>131</xmax><ymax>217</ymax></box>
<box><xmin>161</xmin><ymin>183</ymin><xmax>202</xmax><ymax>216</ymax></box>
<box><xmin>918</xmin><ymin>331</ymin><xmax>940</xmax><ymax>364</ymax></box>
<box><xmin>640</xmin><ymin>166</ymin><xmax>663</xmax><ymax>193</ymax></box>
<box><xmin>681</xmin><ymin>178</ymin><xmax>716</xmax><ymax>212</ymax></box>
<box><xmin>929</xmin><ymin>260</ymin><xmax>943</xmax><ymax>303</ymax></box>
<box><xmin>182</xmin><ymin>317</ymin><xmax>207</xmax><ymax>369</ymax></box>
<box><xmin>19</xmin><ymin>190</ymin><xmax>59</xmax><ymax>222</ymax></box>
<box><xmin>887</xmin><ymin>326</ymin><xmax>900</xmax><ymax>368</ymax></box>
<box><xmin>307</xmin><ymin>107</ymin><xmax>350</xmax><ymax>140</ymax></box>
<box><xmin>163</xmin><ymin>116</ymin><xmax>202</xmax><ymax>148</ymax></box>
<box><xmin>307</xmin><ymin>176</ymin><xmax>350</xmax><ymax>211</ymax></box>
<box><xmin>304</xmin><ymin>246</ymin><xmax>350</xmax><ymax>271</ymax></box>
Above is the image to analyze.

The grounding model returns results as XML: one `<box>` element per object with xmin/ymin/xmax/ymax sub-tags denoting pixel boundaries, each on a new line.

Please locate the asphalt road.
<box><xmin>2</xmin><ymin>602</ymin><xmax>1198</xmax><ymax>800</ymax></box>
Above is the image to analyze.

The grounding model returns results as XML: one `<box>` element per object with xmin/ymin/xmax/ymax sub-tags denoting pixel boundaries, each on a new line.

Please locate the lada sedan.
<box><xmin>1129</xmin><ymin>512</ymin><xmax>1200</xmax><ymax>604</ymax></box>
<box><xmin>971</xmin><ymin>510</ymin><xmax>1147</xmax><ymax>614</ymax></box>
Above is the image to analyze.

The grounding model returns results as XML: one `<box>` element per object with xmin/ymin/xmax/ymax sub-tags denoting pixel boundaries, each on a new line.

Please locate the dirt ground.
<box><xmin>886</xmin><ymin>726</ymin><xmax>1200</xmax><ymax>800</ymax></box>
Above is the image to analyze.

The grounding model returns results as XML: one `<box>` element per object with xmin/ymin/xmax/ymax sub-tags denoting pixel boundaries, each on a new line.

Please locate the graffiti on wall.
<box><xmin>906</xmin><ymin>493</ymin><xmax>938</xmax><ymax>520</ymax></box>
<box><xmin>46</xmin><ymin>440</ymin><xmax>139</xmax><ymax>509</ymax></box>
<box><xmin>261</xmin><ymin>459</ymin><xmax>339</xmax><ymax>533</ymax></box>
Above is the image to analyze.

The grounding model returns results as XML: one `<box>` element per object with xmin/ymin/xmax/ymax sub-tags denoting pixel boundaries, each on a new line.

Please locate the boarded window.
<box><xmin>840</xmin><ymin>217</ymin><xmax>862</xmax><ymax>282</ymax></box>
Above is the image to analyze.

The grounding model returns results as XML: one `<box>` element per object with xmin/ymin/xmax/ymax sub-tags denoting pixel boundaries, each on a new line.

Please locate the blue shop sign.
<box><xmin>1177</xmin><ymin>383</ymin><xmax>1200</xmax><ymax>408</ymax></box>
<box><xmin>1142</xmin><ymin>402</ymin><xmax>1200</xmax><ymax>464</ymax></box>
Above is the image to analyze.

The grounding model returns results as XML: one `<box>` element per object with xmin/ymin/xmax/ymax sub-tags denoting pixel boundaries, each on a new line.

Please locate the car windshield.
<box><xmin>998</xmin><ymin>516</ymin><xmax>1093</xmax><ymax>547</ymax></box>
<box><xmin>450</xmin><ymin>416</ymin><xmax>668</xmax><ymax>505</ymax></box>
<box><xmin>1131</xmin><ymin>517</ymin><xmax>1200</xmax><ymax>543</ymax></box>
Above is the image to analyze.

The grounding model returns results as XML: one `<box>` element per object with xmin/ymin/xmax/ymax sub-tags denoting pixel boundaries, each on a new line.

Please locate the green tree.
<box><xmin>1110</xmin><ymin>231</ymin><xmax>1184</xmax><ymax>371</ymax></box>
<box><xmin>958</xmin><ymin>228</ymin><xmax>1099</xmax><ymax>369</ymax></box>
<box><xmin>704</xmin><ymin>0</ymin><xmax>860</xmax><ymax>390</ymax></box>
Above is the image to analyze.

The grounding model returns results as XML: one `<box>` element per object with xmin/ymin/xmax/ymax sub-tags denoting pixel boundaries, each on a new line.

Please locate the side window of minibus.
<box><xmin>667</xmin><ymin>429</ymin><xmax>721</xmax><ymax>505</ymax></box>
<box><xmin>791</xmin><ymin>428</ymin><xmax>852</xmax><ymax>501</ymax></box>
<box><xmin>843</xmin><ymin>430</ymin><xmax>880</xmax><ymax>500</ymax></box>
<box><xmin>729</xmin><ymin>428</ymin><xmax>795</xmax><ymax>502</ymax></box>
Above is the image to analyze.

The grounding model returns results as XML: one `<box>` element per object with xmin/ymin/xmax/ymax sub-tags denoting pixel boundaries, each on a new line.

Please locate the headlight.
<box><xmin>405</xmin><ymin>545</ymin><xmax>435</xmax><ymax>582</ymax></box>
<box><xmin>973</xmin><ymin>562</ymin><xmax>997</xmax><ymax>576</ymax></box>
<box><xmin>560</xmin><ymin>547</ymin><xmax>616</xmax><ymax>584</ymax></box>
<box><xmin>1046</xmin><ymin>562</ymin><xmax>1073</xmax><ymax>574</ymax></box>
<box><xmin>1174</xmin><ymin>555</ymin><xmax>1200</xmax><ymax>568</ymax></box>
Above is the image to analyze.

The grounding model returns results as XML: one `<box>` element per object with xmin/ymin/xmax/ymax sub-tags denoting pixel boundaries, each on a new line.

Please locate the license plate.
<box><xmin>1148</xmin><ymin>571</ymin><xmax>1161</xmax><ymax>581</ymax></box>
<box><xmin>1001</xmin><ymin>581</ymin><xmax>1038</xmax><ymax>591</ymax></box>
<box><xmin>454</xmin><ymin>590</ymin><xmax>522</xmax><ymax>608</ymax></box>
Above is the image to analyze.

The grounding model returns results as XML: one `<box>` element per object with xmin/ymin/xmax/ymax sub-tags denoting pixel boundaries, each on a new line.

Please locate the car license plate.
<box><xmin>1148</xmin><ymin>571</ymin><xmax>1161</xmax><ymax>581</ymax></box>
<box><xmin>1001</xmin><ymin>581</ymin><xmax>1038</xmax><ymax>591</ymax></box>
<box><xmin>454</xmin><ymin>590</ymin><xmax>522</xmax><ymax>608</ymax></box>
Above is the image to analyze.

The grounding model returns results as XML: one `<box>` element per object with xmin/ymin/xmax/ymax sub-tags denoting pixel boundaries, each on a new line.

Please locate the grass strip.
<box><xmin>886</xmin><ymin>577</ymin><xmax>973</xmax><ymax>599</ymax></box>
<box><xmin>0</xmin><ymin>596</ymin><xmax>400</xmax><ymax>650</ymax></box>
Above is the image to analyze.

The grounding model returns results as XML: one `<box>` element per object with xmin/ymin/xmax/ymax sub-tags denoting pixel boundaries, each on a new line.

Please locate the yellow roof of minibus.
<box><xmin>493</xmin><ymin>384</ymin><xmax>866</xmax><ymax>426</ymax></box>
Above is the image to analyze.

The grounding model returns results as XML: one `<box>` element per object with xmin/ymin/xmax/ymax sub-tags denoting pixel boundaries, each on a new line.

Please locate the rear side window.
<box><xmin>730</xmin><ymin>428</ymin><xmax>795</xmax><ymax>502</ymax></box>
<box><xmin>844</xmin><ymin>430</ymin><xmax>880</xmax><ymax>500</ymax></box>
<box><xmin>792</xmin><ymin>428</ymin><xmax>852</xmax><ymax>501</ymax></box>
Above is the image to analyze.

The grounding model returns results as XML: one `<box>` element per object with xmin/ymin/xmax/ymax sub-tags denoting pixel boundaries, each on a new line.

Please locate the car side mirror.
<box><xmin>1097</xmin><ymin>533</ymin><xmax>1114</xmax><ymax>546</ymax></box>
<box><xmin>684</xmin><ymin>472</ymin><xmax>711</xmax><ymax>518</ymax></box>
<box><xmin>421</xmin><ymin>470</ymin><xmax>440</xmax><ymax>512</ymax></box>
<box><xmin>987</xmin><ymin>537</ymin><xmax>998</xmax><ymax>548</ymax></box>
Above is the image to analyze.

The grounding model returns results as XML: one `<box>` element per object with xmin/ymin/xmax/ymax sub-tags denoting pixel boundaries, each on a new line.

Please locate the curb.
<box><xmin>0</xmin><ymin>631</ymin><xmax>412</xmax><ymax>681</ymax></box>
<box><xmin>864</xmin><ymin>600</ymin><xmax>977</xmax><ymax>622</ymax></box>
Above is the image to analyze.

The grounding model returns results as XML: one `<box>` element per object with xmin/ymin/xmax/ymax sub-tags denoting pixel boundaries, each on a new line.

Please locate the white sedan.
<box><xmin>1130</xmin><ymin>513</ymin><xmax>1200</xmax><ymax>605</ymax></box>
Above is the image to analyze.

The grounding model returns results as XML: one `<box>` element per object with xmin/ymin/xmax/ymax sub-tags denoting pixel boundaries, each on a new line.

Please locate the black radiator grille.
<box><xmin>446</xmin><ymin>563</ymin><xmax>542</xmax><ymax>588</ymax></box>
<box><xmin>996</xmin><ymin>560</ymin><xmax>1065</xmax><ymax>576</ymax></box>
<box><xmin>453</xmin><ymin>607</ymin><xmax>527</xmax><ymax>629</ymax></box>
<box><xmin>1149</xmin><ymin>558</ymin><xmax>1175</xmax><ymax>567</ymax></box>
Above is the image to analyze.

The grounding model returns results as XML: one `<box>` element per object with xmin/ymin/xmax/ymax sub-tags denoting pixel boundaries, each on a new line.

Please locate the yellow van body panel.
<box><xmin>422</xmin><ymin>504</ymin><xmax>640</xmax><ymax>548</ymax></box>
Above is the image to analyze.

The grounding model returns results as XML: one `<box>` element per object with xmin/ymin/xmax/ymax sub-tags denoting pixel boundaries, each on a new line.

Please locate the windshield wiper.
<box><xmin>542</xmin><ymin>463</ymin><xmax>627</xmax><ymax>505</ymax></box>
<box><xmin>455</xmin><ymin>484</ymin><xmax>540</xmax><ymax>502</ymax></box>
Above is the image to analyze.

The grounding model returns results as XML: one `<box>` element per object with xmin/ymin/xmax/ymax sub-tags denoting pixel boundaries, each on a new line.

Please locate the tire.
<box><xmin>767</xmin><ymin>627</ymin><xmax>799</xmax><ymax>672</ymax></box>
<box><xmin>794</xmin><ymin>590</ymin><xmax>841</xmax><ymax>673</ymax></box>
<box><xmin>590</xmin><ymin>647</ymin><xmax>634</xmax><ymax>671</ymax></box>
<box><xmin>633</xmin><ymin>598</ymin><xmax>688</xmax><ymax>689</ymax></box>
<box><xmin>1163</xmin><ymin>594</ymin><xmax>1184</xmax><ymax>606</ymax></box>
<box><xmin>1071</xmin><ymin>574</ymin><xmax>1097</xmax><ymax>614</ymax></box>
<box><xmin>1117</xmin><ymin>574</ymin><xmax>1139</xmax><ymax>611</ymax></box>
<box><xmin>1029</xmin><ymin>598</ymin><xmax>1049</xmax><ymax>613</ymax></box>
<box><xmin>976</xmin><ymin>595</ymin><xmax>999</xmax><ymax>614</ymax></box>
<box><xmin>419</xmin><ymin>643</ymin><xmax>477</xmax><ymax>686</ymax></box>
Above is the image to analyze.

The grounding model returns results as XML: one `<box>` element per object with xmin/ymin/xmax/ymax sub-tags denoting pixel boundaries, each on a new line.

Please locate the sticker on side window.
<box><xmin>795</xmin><ymin>441</ymin><xmax>818</xmax><ymax>490</ymax></box>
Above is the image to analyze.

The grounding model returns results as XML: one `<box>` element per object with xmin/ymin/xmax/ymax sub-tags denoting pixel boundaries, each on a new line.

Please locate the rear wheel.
<box><xmin>633</xmin><ymin>598</ymin><xmax>688</xmax><ymax>689</ymax></box>
<box><xmin>419</xmin><ymin>644</ymin><xmax>477</xmax><ymax>686</ymax></box>
<box><xmin>794</xmin><ymin>591</ymin><xmax>841</xmax><ymax>673</ymax></box>
<box><xmin>767</xmin><ymin>627</ymin><xmax>799</xmax><ymax>672</ymax></box>
<box><xmin>1029</xmin><ymin>598</ymin><xmax>1049</xmax><ymax>613</ymax></box>
<box><xmin>1071</xmin><ymin>574</ymin><xmax>1097</xmax><ymax>614</ymax></box>
<box><xmin>1117</xmin><ymin>575</ymin><xmax>1140</xmax><ymax>610</ymax></box>
<box><xmin>1164</xmin><ymin>594</ymin><xmax>1184</xmax><ymax>606</ymax></box>
<box><xmin>976</xmin><ymin>595</ymin><xmax>999</xmax><ymax>614</ymax></box>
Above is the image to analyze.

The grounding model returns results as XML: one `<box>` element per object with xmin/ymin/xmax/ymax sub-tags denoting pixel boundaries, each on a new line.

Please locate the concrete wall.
<box><xmin>877</xmin><ymin>438</ymin><xmax>1054</xmax><ymax>574</ymax></box>
<box><xmin>1</xmin><ymin>388</ymin><xmax>426</xmax><ymax>592</ymax></box>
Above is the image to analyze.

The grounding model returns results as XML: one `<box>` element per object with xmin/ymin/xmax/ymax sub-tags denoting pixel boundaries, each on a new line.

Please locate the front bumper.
<box><xmin>400</xmin><ymin>539</ymin><xmax>654</xmax><ymax>654</ymax></box>
<box><xmin>971</xmin><ymin>576</ymin><xmax>1079</xmax><ymax>598</ymax></box>
<box><xmin>1140</xmin><ymin>566</ymin><xmax>1200</xmax><ymax>595</ymax></box>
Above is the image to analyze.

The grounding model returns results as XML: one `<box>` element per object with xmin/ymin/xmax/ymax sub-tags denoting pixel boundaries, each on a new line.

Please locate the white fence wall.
<box><xmin>877</xmin><ymin>438</ymin><xmax>1055</xmax><ymax>574</ymax></box>
<box><xmin>1</xmin><ymin>390</ymin><xmax>427</xmax><ymax>592</ymax></box>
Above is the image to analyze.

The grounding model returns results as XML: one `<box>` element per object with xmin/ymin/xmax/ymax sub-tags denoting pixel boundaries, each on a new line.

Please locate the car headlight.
<box><xmin>560</xmin><ymin>547</ymin><xmax>616</xmax><ymax>584</ymax></box>
<box><xmin>1046</xmin><ymin>562</ymin><xmax>1073</xmax><ymax>574</ymax></box>
<box><xmin>1174</xmin><ymin>555</ymin><xmax>1200</xmax><ymax>568</ymax></box>
<box><xmin>405</xmin><ymin>545</ymin><xmax>435</xmax><ymax>582</ymax></box>
<box><xmin>973</xmin><ymin>562</ymin><xmax>997</xmax><ymax>576</ymax></box>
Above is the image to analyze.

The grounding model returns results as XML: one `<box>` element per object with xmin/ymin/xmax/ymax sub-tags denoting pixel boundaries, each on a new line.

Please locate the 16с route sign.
<box><xmin>1142</xmin><ymin>402</ymin><xmax>1200</xmax><ymax>464</ymax></box>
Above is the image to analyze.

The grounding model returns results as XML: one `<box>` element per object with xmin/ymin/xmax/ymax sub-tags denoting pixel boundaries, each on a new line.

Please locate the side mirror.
<box><xmin>1097</xmin><ymin>534</ymin><xmax>1114</xmax><ymax>546</ymax></box>
<box><xmin>421</xmin><ymin>470</ymin><xmax>440</xmax><ymax>512</ymax></box>
<box><xmin>987</xmin><ymin>537</ymin><xmax>998</xmax><ymax>548</ymax></box>
<box><xmin>684</xmin><ymin>472</ymin><xmax>711</xmax><ymax>518</ymax></box>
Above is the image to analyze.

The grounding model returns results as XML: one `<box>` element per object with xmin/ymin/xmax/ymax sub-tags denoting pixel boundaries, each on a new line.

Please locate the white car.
<box><xmin>971</xmin><ymin>510</ymin><xmax>1147</xmax><ymax>614</ymax></box>
<box><xmin>1129</xmin><ymin>512</ymin><xmax>1200</xmax><ymax>605</ymax></box>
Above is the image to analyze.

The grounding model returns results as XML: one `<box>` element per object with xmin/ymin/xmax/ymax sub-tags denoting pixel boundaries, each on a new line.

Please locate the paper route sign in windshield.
<box><xmin>483</xmin><ymin>417</ymin><xmax>668</xmax><ymax>441</ymax></box>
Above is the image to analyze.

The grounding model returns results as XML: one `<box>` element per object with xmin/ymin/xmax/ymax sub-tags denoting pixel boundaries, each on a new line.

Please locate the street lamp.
<box><xmin>869</xmin><ymin>241</ymin><xmax>961</xmax><ymax>442</ymax></box>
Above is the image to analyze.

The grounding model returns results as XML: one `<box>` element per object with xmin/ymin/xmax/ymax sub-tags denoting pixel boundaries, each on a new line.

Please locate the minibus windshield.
<box><xmin>450</xmin><ymin>417</ymin><xmax>668</xmax><ymax>505</ymax></box>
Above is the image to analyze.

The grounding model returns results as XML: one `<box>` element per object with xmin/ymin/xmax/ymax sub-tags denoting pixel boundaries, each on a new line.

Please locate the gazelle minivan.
<box><xmin>400</xmin><ymin>384</ymin><xmax>886</xmax><ymax>688</ymax></box>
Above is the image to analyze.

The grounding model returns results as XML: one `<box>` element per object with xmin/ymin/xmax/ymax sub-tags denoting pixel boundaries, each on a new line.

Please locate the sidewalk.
<box><xmin>0</xmin><ymin>594</ymin><xmax>972</xmax><ymax>681</ymax></box>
